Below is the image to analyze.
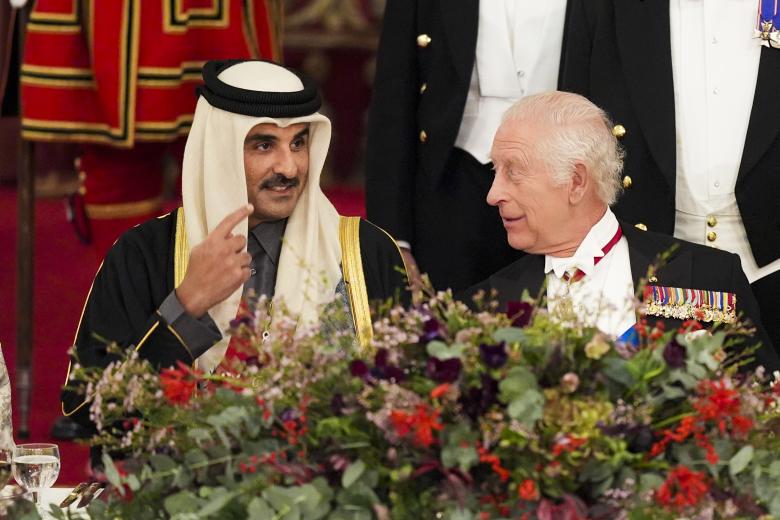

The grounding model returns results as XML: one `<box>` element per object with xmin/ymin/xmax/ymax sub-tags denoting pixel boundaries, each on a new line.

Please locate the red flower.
<box><xmin>389</xmin><ymin>404</ymin><xmax>443</xmax><ymax>448</ymax></box>
<box><xmin>655</xmin><ymin>466</ymin><xmax>709</xmax><ymax>510</ymax></box>
<box><xmin>678</xmin><ymin>319</ymin><xmax>703</xmax><ymax>333</ymax></box>
<box><xmin>430</xmin><ymin>383</ymin><xmax>451</xmax><ymax>400</ymax></box>
<box><xmin>159</xmin><ymin>361</ymin><xmax>199</xmax><ymax>405</ymax></box>
<box><xmin>551</xmin><ymin>435</ymin><xmax>587</xmax><ymax>458</ymax></box>
<box><xmin>518</xmin><ymin>479</ymin><xmax>540</xmax><ymax>501</ymax></box>
<box><xmin>477</xmin><ymin>446</ymin><xmax>510</xmax><ymax>482</ymax></box>
<box><xmin>694</xmin><ymin>379</ymin><xmax>753</xmax><ymax>438</ymax></box>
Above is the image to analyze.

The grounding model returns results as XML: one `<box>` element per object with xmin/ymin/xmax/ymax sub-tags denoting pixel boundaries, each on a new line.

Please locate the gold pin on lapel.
<box><xmin>417</xmin><ymin>34</ymin><xmax>432</xmax><ymax>48</ymax></box>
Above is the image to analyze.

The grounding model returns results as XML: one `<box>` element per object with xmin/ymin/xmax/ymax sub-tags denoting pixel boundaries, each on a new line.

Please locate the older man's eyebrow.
<box><xmin>293</xmin><ymin>127</ymin><xmax>310</xmax><ymax>140</ymax></box>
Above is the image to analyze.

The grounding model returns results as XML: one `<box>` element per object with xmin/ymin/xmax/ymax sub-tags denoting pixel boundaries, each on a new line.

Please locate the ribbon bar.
<box><xmin>643</xmin><ymin>285</ymin><xmax>737</xmax><ymax>323</ymax></box>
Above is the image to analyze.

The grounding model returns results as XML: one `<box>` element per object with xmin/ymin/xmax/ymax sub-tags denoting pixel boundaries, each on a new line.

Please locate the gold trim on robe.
<box><xmin>339</xmin><ymin>216</ymin><xmax>373</xmax><ymax>354</ymax></box>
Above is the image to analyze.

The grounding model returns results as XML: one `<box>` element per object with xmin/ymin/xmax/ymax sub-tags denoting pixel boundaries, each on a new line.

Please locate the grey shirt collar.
<box><xmin>248</xmin><ymin>218</ymin><xmax>287</xmax><ymax>263</ymax></box>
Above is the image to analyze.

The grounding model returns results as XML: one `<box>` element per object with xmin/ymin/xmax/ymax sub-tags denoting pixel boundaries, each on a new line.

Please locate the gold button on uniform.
<box><xmin>648</xmin><ymin>276</ymin><xmax>658</xmax><ymax>283</ymax></box>
<box><xmin>635</xmin><ymin>223</ymin><xmax>647</xmax><ymax>231</ymax></box>
<box><xmin>612</xmin><ymin>124</ymin><xmax>626</xmax><ymax>138</ymax></box>
<box><xmin>707</xmin><ymin>216</ymin><xmax>717</xmax><ymax>227</ymax></box>
<box><xmin>420</xmin><ymin>82</ymin><xmax>428</xmax><ymax>94</ymax></box>
<box><xmin>417</xmin><ymin>34</ymin><xmax>432</xmax><ymax>48</ymax></box>
<box><xmin>707</xmin><ymin>231</ymin><xmax>717</xmax><ymax>242</ymax></box>
<box><xmin>622</xmin><ymin>175</ymin><xmax>632</xmax><ymax>189</ymax></box>
<box><xmin>419</xmin><ymin>130</ymin><xmax>428</xmax><ymax>143</ymax></box>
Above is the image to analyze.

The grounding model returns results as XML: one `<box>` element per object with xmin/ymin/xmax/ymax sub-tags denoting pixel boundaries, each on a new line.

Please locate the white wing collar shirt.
<box><xmin>454</xmin><ymin>0</ymin><xmax>567</xmax><ymax>164</ymax></box>
<box><xmin>545</xmin><ymin>208</ymin><xmax>636</xmax><ymax>338</ymax></box>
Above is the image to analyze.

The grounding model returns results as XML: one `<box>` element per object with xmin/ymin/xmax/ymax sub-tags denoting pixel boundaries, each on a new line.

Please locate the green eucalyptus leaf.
<box><xmin>638</xmin><ymin>473</ymin><xmax>664</xmax><ymax>493</ymax></box>
<box><xmin>197</xmin><ymin>489</ymin><xmax>237</xmax><ymax>517</ymax></box>
<box><xmin>426</xmin><ymin>341</ymin><xmax>465</xmax><ymax>360</ymax></box>
<box><xmin>499</xmin><ymin>366</ymin><xmax>538</xmax><ymax>402</ymax></box>
<box><xmin>729</xmin><ymin>445</ymin><xmax>754</xmax><ymax>477</ymax></box>
<box><xmin>506</xmin><ymin>390</ymin><xmax>544</xmax><ymax>427</ymax></box>
<box><xmin>578</xmin><ymin>459</ymin><xmax>614</xmax><ymax>484</ymax></box>
<box><xmin>150</xmin><ymin>454</ymin><xmax>177</xmax><ymax>472</ymax></box>
<box><xmin>101</xmin><ymin>453</ymin><xmax>123</xmax><ymax>490</ymax></box>
<box><xmin>602</xmin><ymin>357</ymin><xmax>635</xmax><ymax>389</ymax></box>
<box><xmin>660</xmin><ymin>384</ymin><xmax>687</xmax><ymax>400</ymax></box>
<box><xmin>164</xmin><ymin>490</ymin><xmax>199</xmax><ymax>515</ymax></box>
<box><xmin>448</xmin><ymin>508</ymin><xmax>476</xmax><ymax>520</ymax></box>
<box><xmin>263</xmin><ymin>486</ymin><xmax>302</xmax><ymax>519</ymax></box>
<box><xmin>769</xmin><ymin>493</ymin><xmax>780</xmax><ymax>517</ymax></box>
<box><xmin>188</xmin><ymin>428</ymin><xmax>212</xmax><ymax>444</ymax></box>
<box><xmin>247</xmin><ymin>497</ymin><xmax>275</xmax><ymax>520</ymax></box>
<box><xmin>342</xmin><ymin>460</ymin><xmax>366</xmax><ymax>489</ymax></box>
<box><xmin>493</xmin><ymin>327</ymin><xmax>525</xmax><ymax>344</ymax></box>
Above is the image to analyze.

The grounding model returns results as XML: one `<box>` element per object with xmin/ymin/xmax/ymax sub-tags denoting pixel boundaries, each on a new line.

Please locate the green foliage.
<box><xmin>70</xmin><ymin>289</ymin><xmax>780</xmax><ymax>519</ymax></box>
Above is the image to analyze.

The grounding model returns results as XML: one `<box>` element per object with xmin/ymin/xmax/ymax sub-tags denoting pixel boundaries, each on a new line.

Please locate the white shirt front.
<box><xmin>670</xmin><ymin>0</ymin><xmax>780</xmax><ymax>282</ymax></box>
<box><xmin>454</xmin><ymin>0</ymin><xmax>567</xmax><ymax>164</ymax></box>
<box><xmin>545</xmin><ymin>208</ymin><xmax>636</xmax><ymax>338</ymax></box>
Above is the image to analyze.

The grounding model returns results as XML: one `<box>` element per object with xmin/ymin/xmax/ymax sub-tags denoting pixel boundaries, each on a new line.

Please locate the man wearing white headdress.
<box><xmin>61</xmin><ymin>60</ymin><xmax>408</xmax><ymax>425</ymax></box>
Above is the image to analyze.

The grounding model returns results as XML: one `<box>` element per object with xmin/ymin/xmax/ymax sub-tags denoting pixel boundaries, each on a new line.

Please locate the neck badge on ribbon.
<box><xmin>756</xmin><ymin>0</ymin><xmax>780</xmax><ymax>48</ymax></box>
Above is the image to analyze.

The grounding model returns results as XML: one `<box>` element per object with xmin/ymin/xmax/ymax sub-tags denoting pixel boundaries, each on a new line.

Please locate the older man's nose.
<box><xmin>486</xmin><ymin>177</ymin><xmax>503</xmax><ymax>207</ymax></box>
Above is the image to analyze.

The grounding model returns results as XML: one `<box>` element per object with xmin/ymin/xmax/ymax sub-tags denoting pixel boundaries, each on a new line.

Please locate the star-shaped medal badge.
<box><xmin>755</xmin><ymin>20</ymin><xmax>780</xmax><ymax>48</ymax></box>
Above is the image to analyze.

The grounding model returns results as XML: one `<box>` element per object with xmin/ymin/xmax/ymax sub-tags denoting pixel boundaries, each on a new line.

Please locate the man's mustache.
<box><xmin>261</xmin><ymin>173</ymin><xmax>300</xmax><ymax>190</ymax></box>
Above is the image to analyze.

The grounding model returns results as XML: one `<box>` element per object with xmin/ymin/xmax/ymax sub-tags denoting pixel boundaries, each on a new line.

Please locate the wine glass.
<box><xmin>12</xmin><ymin>443</ymin><xmax>60</xmax><ymax>511</ymax></box>
<box><xmin>0</xmin><ymin>450</ymin><xmax>11</xmax><ymax>490</ymax></box>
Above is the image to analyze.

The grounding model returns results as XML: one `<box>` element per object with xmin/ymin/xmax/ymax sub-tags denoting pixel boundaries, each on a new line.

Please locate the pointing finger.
<box><xmin>215</xmin><ymin>204</ymin><xmax>253</xmax><ymax>237</ymax></box>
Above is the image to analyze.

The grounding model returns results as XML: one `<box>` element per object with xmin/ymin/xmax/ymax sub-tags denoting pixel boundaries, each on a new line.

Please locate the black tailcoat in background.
<box><xmin>365</xmin><ymin>0</ymin><xmax>545</xmax><ymax>291</ymax></box>
<box><xmin>558</xmin><ymin>0</ymin><xmax>780</xmax><ymax>269</ymax></box>
<box><xmin>463</xmin><ymin>224</ymin><xmax>780</xmax><ymax>371</ymax></box>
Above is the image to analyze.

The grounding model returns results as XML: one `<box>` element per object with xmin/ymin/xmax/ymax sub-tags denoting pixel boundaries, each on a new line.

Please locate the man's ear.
<box><xmin>568</xmin><ymin>162</ymin><xmax>589</xmax><ymax>205</ymax></box>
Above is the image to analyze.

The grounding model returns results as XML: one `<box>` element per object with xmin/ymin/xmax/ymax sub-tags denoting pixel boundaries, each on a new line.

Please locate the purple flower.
<box><xmin>330</xmin><ymin>394</ymin><xmax>346</xmax><ymax>416</ymax></box>
<box><xmin>371</xmin><ymin>349</ymin><xmax>405</xmax><ymax>382</ymax></box>
<box><xmin>479</xmin><ymin>342</ymin><xmax>507</xmax><ymax>369</ymax></box>
<box><xmin>506</xmin><ymin>301</ymin><xmax>533</xmax><ymax>328</ymax></box>
<box><xmin>663</xmin><ymin>339</ymin><xmax>687</xmax><ymax>369</ymax></box>
<box><xmin>375</xmin><ymin>348</ymin><xmax>389</xmax><ymax>368</ymax></box>
<box><xmin>349</xmin><ymin>360</ymin><xmax>369</xmax><ymax>378</ymax></box>
<box><xmin>378</xmin><ymin>365</ymin><xmax>405</xmax><ymax>382</ymax></box>
<box><xmin>280</xmin><ymin>408</ymin><xmax>300</xmax><ymax>422</ymax></box>
<box><xmin>627</xmin><ymin>425</ymin><xmax>654</xmax><ymax>453</ymax></box>
<box><xmin>460</xmin><ymin>375</ymin><xmax>498</xmax><ymax>420</ymax></box>
<box><xmin>229</xmin><ymin>315</ymin><xmax>254</xmax><ymax>329</ymax></box>
<box><xmin>422</xmin><ymin>318</ymin><xmax>445</xmax><ymax>342</ymax></box>
<box><xmin>243</xmin><ymin>356</ymin><xmax>262</xmax><ymax>368</ymax></box>
<box><xmin>426</xmin><ymin>357</ymin><xmax>462</xmax><ymax>383</ymax></box>
<box><xmin>599</xmin><ymin>423</ymin><xmax>654</xmax><ymax>453</ymax></box>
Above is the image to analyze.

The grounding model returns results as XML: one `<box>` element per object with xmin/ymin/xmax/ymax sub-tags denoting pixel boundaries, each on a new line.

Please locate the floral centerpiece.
<box><xmin>56</xmin><ymin>288</ymin><xmax>780</xmax><ymax>519</ymax></box>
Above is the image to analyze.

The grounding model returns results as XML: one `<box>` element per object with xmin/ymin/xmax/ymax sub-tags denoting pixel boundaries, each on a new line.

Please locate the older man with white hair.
<box><xmin>466</xmin><ymin>91</ymin><xmax>780</xmax><ymax>369</ymax></box>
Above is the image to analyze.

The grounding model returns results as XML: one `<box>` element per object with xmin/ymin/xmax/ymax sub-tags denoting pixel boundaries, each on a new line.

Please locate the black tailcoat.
<box><xmin>366</xmin><ymin>0</ymin><xmax>566</xmax><ymax>291</ymax></box>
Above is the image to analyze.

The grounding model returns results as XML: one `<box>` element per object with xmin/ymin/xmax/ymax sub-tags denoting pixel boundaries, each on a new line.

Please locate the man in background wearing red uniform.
<box><xmin>20</xmin><ymin>0</ymin><xmax>281</xmax><ymax>256</ymax></box>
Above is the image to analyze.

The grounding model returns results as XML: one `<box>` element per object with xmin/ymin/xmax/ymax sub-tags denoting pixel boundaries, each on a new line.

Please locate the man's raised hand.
<box><xmin>176</xmin><ymin>204</ymin><xmax>254</xmax><ymax>318</ymax></box>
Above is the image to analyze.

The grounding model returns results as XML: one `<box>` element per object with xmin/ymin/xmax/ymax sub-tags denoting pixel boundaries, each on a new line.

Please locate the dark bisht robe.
<box><xmin>62</xmin><ymin>208</ymin><xmax>408</xmax><ymax>424</ymax></box>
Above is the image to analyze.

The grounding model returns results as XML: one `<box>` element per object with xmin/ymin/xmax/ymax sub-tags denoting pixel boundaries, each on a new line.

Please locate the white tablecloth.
<box><xmin>41</xmin><ymin>487</ymin><xmax>88</xmax><ymax>519</ymax></box>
